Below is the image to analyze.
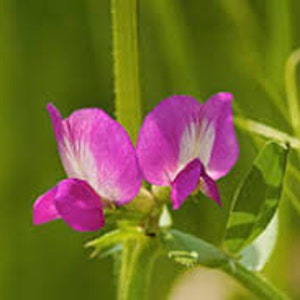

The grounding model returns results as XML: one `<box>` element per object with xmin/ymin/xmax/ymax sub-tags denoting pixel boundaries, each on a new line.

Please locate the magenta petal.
<box><xmin>200</xmin><ymin>93</ymin><xmax>239</xmax><ymax>180</ymax></box>
<box><xmin>137</xmin><ymin>96</ymin><xmax>201</xmax><ymax>185</ymax></box>
<box><xmin>200</xmin><ymin>173</ymin><xmax>221</xmax><ymax>206</ymax></box>
<box><xmin>47</xmin><ymin>103</ymin><xmax>75</xmax><ymax>177</ymax></box>
<box><xmin>171</xmin><ymin>159</ymin><xmax>203</xmax><ymax>210</ymax></box>
<box><xmin>47</xmin><ymin>103</ymin><xmax>64</xmax><ymax>144</ymax></box>
<box><xmin>33</xmin><ymin>186</ymin><xmax>60</xmax><ymax>225</ymax></box>
<box><xmin>47</xmin><ymin>104</ymin><xmax>142</xmax><ymax>205</ymax></box>
<box><xmin>54</xmin><ymin>178</ymin><xmax>104</xmax><ymax>232</ymax></box>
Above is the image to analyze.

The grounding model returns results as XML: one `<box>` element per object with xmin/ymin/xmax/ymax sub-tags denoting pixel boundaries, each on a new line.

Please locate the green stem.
<box><xmin>111</xmin><ymin>0</ymin><xmax>142</xmax><ymax>142</ymax></box>
<box><xmin>222</xmin><ymin>260</ymin><xmax>289</xmax><ymax>300</ymax></box>
<box><xmin>117</xmin><ymin>239</ymin><xmax>135</xmax><ymax>300</ymax></box>
<box><xmin>285</xmin><ymin>48</ymin><xmax>300</xmax><ymax>136</ymax></box>
<box><xmin>235</xmin><ymin>116</ymin><xmax>300</xmax><ymax>149</ymax></box>
<box><xmin>117</xmin><ymin>236</ymin><xmax>160</xmax><ymax>300</ymax></box>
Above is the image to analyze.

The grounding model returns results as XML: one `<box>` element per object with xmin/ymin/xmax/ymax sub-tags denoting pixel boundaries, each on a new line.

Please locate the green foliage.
<box><xmin>160</xmin><ymin>229</ymin><xmax>228</xmax><ymax>268</ymax></box>
<box><xmin>2</xmin><ymin>0</ymin><xmax>300</xmax><ymax>299</ymax></box>
<box><xmin>160</xmin><ymin>227</ymin><xmax>288</xmax><ymax>299</ymax></box>
<box><xmin>86</xmin><ymin>227</ymin><xmax>142</xmax><ymax>258</ymax></box>
<box><xmin>239</xmin><ymin>214</ymin><xmax>278</xmax><ymax>271</ymax></box>
<box><xmin>284</xmin><ymin>149</ymin><xmax>300</xmax><ymax>214</ymax></box>
<box><xmin>223</xmin><ymin>141</ymin><xmax>289</xmax><ymax>253</ymax></box>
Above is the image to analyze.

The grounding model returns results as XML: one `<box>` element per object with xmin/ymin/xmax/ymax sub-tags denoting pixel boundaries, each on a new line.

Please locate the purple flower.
<box><xmin>33</xmin><ymin>104</ymin><xmax>142</xmax><ymax>232</ymax></box>
<box><xmin>136</xmin><ymin>93</ymin><xmax>239</xmax><ymax>209</ymax></box>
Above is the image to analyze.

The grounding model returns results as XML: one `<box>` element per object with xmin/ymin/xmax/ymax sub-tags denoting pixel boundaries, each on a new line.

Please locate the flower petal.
<box><xmin>47</xmin><ymin>104</ymin><xmax>142</xmax><ymax>205</ymax></box>
<box><xmin>171</xmin><ymin>159</ymin><xmax>203</xmax><ymax>210</ymax></box>
<box><xmin>47</xmin><ymin>103</ymin><xmax>64</xmax><ymax>144</ymax></box>
<box><xmin>200</xmin><ymin>173</ymin><xmax>221</xmax><ymax>206</ymax></box>
<box><xmin>54</xmin><ymin>178</ymin><xmax>104</xmax><ymax>232</ymax></box>
<box><xmin>199</xmin><ymin>93</ymin><xmax>239</xmax><ymax>180</ymax></box>
<box><xmin>47</xmin><ymin>104</ymin><xmax>79</xmax><ymax>177</ymax></box>
<box><xmin>33</xmin><ymin>186</ymin><xmax>60</xmax><ymax>225</ymax></box>
<box><xmin>137</xmin><ymin>96</ymin><xmax>201</xmax><ymax>185</ymax></box>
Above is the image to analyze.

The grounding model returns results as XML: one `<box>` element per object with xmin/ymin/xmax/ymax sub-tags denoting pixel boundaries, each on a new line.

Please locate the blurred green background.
<box><xmin>1</xmin><ymin>0</ymin><xmax>300</xmax><ymax>299</ymax></box>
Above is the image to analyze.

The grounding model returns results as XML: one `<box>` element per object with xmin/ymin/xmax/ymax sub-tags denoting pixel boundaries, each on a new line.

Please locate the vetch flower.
<box><xmin>33</xmin><ymin>104</ymin><xmax>142</xmax><ymax>231</ymax></box>
<box><xmin>136</xmin><ymin>93</ymin><xmax>239</xmax><ymax>209</ymax></box>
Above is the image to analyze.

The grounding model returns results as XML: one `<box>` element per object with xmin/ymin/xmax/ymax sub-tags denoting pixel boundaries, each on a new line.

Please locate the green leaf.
<box><xmin>223</xmin><ymin>141</ymin><xmax>289</xmax><ymax>254</ymax></box>
<box><xmin>240</xmin><ymin>213</ymin><xmax>278</xmax><ymax>271</ymax></box>
<box><xmin>283</xmin><ymin>148</ymin><xmax>300</xmax><ymax>215</ymax></box>
<box><xmin>85</xmin><ymin>227</ymin><xmax>143</xmax><ymax>258</ymax></box>
<box><xmin>160</xmin><ymin>229</ymin><xmax>229</xmax><ymax>268</ymax></box>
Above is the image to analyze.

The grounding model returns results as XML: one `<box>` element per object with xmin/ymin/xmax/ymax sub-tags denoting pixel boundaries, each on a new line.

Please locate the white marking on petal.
<box><xmin>62</xmin><ymin>136</ymin><xmax>97</xmax><ymax>185</ymax></box>
<box><xmin>178</xmin><ymin>118</ymin><xmax>215</xmax><ymax>176</ymax></box>
<box><xmin>198</xmin><ymin>118</ymin><xmax>215</xmax><ymax>166</ymax></box>
<box><xmin>178</xmin><ymin>121</ymin><xmax>201</xmax><ymax>172</ymax></box>
<box><xmin>61</xmin><ymin>134</ymin><xmax>120</xmax><ymax>203</ymax></box>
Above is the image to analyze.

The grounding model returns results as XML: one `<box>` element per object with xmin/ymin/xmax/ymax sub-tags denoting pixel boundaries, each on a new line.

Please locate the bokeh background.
<box><xmin>1</xmin><ymin>0</ymin><xmax>300</xmax><ymax>299</ymax></box>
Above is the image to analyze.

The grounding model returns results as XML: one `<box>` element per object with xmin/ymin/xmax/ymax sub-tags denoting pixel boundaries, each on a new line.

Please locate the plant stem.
<box><xmin>117</xmin><ymin>236</ymin><xmax>160</xmax><ymax>300</ymax></box>
<box><xmin>111</xmin><ymin>0</ymin><xmax>142</xmax><ymax>142</ymax></box>
<box><xmin>117</xmin><ymin>239</ymin><xmax>135</xmax><ymax>300</ymax></box>
<box><xmin>235</xmin><ymin>116</ymin><xmax>300</xmax><ymax>149</ymax></box>
<box><xmin>285</xmin><ymin>48</ymin><xmax>300</xmax><ymax>136</ymax></box>
<box><xmin>222</xmin><ymin>260</ymin><xmax>289</xmax><ymax>300</ymax></box>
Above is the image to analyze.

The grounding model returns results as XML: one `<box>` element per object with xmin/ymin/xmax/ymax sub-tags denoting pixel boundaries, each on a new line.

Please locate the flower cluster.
<box><xmin>33</xmin><ymin>93</ymin><xmax>238</xmax><ymax>231</ymax></box>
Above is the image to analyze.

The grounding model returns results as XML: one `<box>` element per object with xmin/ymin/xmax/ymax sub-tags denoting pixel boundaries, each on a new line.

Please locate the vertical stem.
<box><xmin>285</xmin><ymin>48</ymin><xmax>300</xmax><ymax>136</ymax></box>
<box><xmin>117</xmin><ymin>239</ymin><xmax>136</xmax><ymax>300</ymax></box>
<box><xmin>111</xmin><ymin>1</ymin><xmax>156</xmax><ymax>297</ymax></box>
<box><xmin>117</xmin><ymin>236</ymin><xmax>160</xmax><ymax>300</ymax></box>
<box><xmin>111</xmin><ymin>0</ymin><xmax>142</xmax><ymax>142</ymax></box>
